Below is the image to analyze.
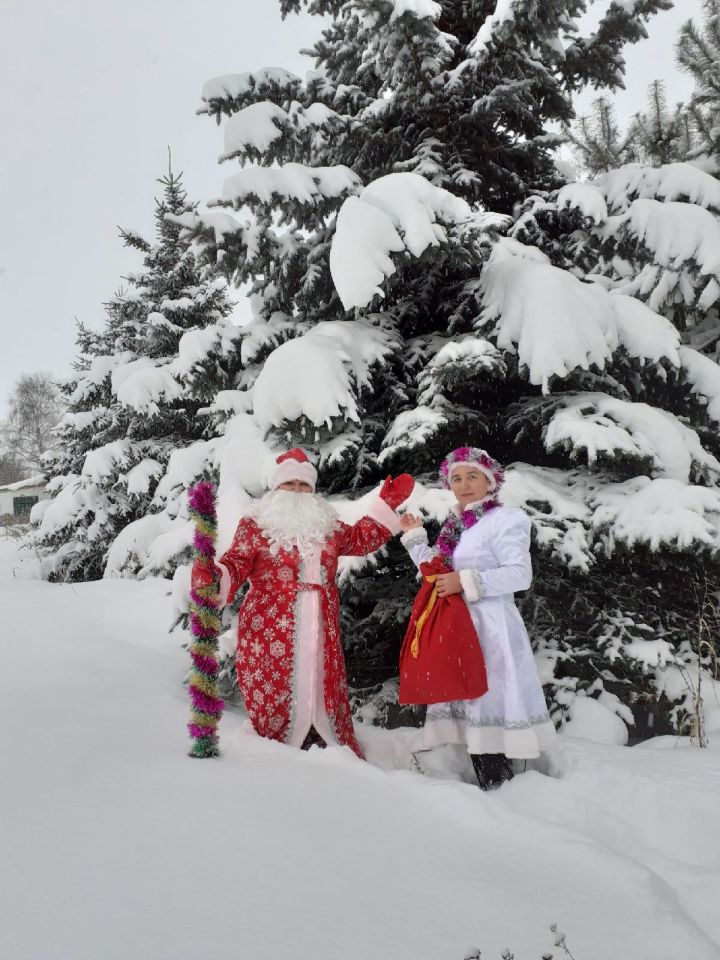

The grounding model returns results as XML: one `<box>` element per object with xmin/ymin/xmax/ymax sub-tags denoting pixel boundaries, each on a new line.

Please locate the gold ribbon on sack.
<box><xmin>411</xmin><ymin>574</ymin><xmax>438</xmax><ymax>658</ymax></box>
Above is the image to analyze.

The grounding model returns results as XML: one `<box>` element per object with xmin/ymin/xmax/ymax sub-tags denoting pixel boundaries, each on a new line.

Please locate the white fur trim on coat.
<box><xmin>365</xmin><ymin>496</ymin><xmax>402</xmax><ymax>535</ymax></box>
<box><xmin>270</xmin><ymin>458</ymin><xmax>318</xmax><ymax>490</ymax></box>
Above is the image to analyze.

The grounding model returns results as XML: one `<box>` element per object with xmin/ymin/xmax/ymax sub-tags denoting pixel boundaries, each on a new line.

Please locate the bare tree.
<box><xmin>1</xmin><ymin>373</ymin><xmax>64</xmax><ymax>474</ymax></box>
<box><xmin>0</xmin><ymin>451</ymin><xmax>24</xmax><ymax>486</ymax></box>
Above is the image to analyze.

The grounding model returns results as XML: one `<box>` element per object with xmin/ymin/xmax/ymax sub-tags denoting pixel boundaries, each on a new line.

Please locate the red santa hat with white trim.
<box><xmin>270</xmin><ymin>448</ymin><xmax>318</xmax><ymax>491</ymax></box>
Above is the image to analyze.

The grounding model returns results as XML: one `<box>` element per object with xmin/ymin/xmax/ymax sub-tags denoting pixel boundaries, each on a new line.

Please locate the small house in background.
<box><xmin>0</xmin><ymin>475</ymin><xmax>49</xmax><ymax>520</ymax></box>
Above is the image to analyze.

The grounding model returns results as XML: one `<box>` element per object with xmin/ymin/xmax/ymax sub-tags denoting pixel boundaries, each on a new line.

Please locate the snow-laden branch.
<box><xmin>479</xmin><ymin>239</ymin><xmax>680</xmax><ymax>391</ymax></box>
<box><xmin>252</xmin><ymin>320</ymin><xmax>396</xmax><ymax>432</ymax></box>
<box><xmin>222</xmin><ymin>163</ymin><xmax>361</xmax><ymax>207</ymax></box>
<box><xmin>330</xmin><ymin>172</ymin><xmax>471</xmax><ymax>310</ymax></box>
<box><xmin>544</xmin><ymin>392</ymin><xmax>720</xmax><ymax>483</ymax></box>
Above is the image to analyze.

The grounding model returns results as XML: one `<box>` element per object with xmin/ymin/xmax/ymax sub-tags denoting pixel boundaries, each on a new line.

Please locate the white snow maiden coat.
<box><xmin>402</xmin><ymin>504</ymin><xmax>555</xmax><ymax>759</ymax></box>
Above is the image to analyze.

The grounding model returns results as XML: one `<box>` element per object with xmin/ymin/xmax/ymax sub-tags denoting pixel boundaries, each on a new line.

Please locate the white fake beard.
<box><xmin>246</xmin><ymin>489</ymin><xmax>339</xmax><ymax>557</ymax></box>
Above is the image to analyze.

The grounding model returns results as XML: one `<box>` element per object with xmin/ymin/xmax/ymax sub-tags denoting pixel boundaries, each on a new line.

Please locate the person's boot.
<box><xmin>300</xmin><ymin>726</ymin><xmax>327</xmax><ymax>750</ymax></box>
<box><xmin>470</xmin><ymin>752</ymin><xmax>515</xmax><ymax>790</ymax></box>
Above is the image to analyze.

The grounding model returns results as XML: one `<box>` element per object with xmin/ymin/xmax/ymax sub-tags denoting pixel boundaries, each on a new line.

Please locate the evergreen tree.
<box><xmin>678</xmin><ymin>0</ymin><xmax>720</xmax><ymax>163</ymax></box>
<box><xmin>569</xmin><ymin>97</ymin><xmax>642</xmax><ymax>177</ymax></box>
<box><xmin>570</xmin><ymin>83</ymin><xmax>696</xmax><ymax>177</ymax></box>
<box><xmin>33</xmin><ymin>167</ymin><xmax>240</xmax><ymax>581</ymax></box>
<box><xmin>631</xmin><ymin>80</ymin><xmax>696</xmax><ymax>167</ymax></box>
<box><xmin>180</xmin><ymin>0</ymin><xmax>720</xmax><ymax>737</ymax></box>
<box><xmin>518</xmin><ymin>157</ymin><xmax>720</xmax><ymax>360</ymax></box>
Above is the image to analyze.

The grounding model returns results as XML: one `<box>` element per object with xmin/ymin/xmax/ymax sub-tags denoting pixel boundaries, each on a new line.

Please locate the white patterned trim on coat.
<box><xmin>430</xmin><ymin>701</ymin><xmax>551</xmax><ymax>728</ymax></box>
<box><xmin>365</xmin><ymin>497</ymin><xmax>402</xmax><ymax>535</ymax></box>
<box><xmin>420</xmin><ymin>717</ymin><xmax>557</xmax><ymax>759</ymax></box>
<box><xmin>400</xmin><ymin>528</ymin><xmax>428</xmax><ymax>550</ymax></box>
<box><xmin>285</xmin><ymin>590</ymin><xmax>303</xmax><ymax>745</ymax></box>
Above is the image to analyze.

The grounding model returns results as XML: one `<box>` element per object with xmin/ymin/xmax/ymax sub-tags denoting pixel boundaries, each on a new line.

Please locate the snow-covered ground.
<box><xmin>1</xmin><ymin>533</ymin><xmax>718</xmax><ymax>960</ymax></box>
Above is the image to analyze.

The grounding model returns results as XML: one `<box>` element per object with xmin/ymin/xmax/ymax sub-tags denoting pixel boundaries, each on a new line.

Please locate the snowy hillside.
<box><xmin>0</xmin><ymin>533</ymin><xmax>718</xmax><ymax>960</ymax></box>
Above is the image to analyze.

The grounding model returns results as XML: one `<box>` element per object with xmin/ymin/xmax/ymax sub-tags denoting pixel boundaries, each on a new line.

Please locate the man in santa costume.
<box><xmin>193</xmin><ymin>449</ymin><xmax>413</xmax><ymax>757</ymax></box>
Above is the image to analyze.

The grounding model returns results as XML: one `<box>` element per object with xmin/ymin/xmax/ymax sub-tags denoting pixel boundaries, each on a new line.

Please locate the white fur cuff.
<box><xmin>365</xmin><ymin>497</ymin><xmax>402</xmax><ymax>535</ymax></box>
<box><xmin>400</xmin><ymin>527</ymin><xmax>428</xmax><ymax>549</ymax></box>
<box><xmin>459</xmin><ymin>568</ymin><xmax>485</xmax><ymax>602</ymax></box>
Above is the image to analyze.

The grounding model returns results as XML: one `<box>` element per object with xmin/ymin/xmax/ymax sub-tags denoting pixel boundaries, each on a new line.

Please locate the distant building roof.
<box><xmin>0</xmin><ymin>475</ymin><xmax>47</xmax><ymax>492</ymax></box>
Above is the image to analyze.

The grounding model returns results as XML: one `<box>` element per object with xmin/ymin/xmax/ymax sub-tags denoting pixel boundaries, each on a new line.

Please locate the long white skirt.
<box><xmin>418</xmin><ymin>595</ymin><xmax>555</xmax><ymax>759</ymax></box>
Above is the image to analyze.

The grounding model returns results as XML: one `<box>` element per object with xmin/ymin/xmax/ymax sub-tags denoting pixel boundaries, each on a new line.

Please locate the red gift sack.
<box><xmin>399</xmin><ymin>555</ymin><xmax>488</xmax><ymax>706</ymax></box>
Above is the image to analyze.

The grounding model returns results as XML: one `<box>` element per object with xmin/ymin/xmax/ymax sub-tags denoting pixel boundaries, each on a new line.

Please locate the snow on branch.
<box><xmin>82</xmin><ymin>440</ymin><xmax>133</xmax><ymax>483</ymax></box>
<box><xmin>330</xmin><ymin>172</ymin><xmax>471</xmax><ymax>309</ymax></box>
<box><xmin>505</xmin><ymin>464</ymin><xmax>720</xmax><ymax>566</ymax></box>
<box><xmin>69</xmin><ymin>352</ymin><xmax>134</xmax><ymax>405</ymax></box>
<box><xmin>221</xmin><ymin>101</ymin><xmax>342</xmax><ymax>161</ymax></box>
<box><xmin>199</xmin><ymin>67</ymin><xmax>301</xmax><ymax>113</ymax></box>
<box><xmin>104</xmin><ymin>513</ymin><xmax>194</xmax><ymax>579</ymax></box>
<box><xmin>122</xmin><ymin>459</ymin><xmax>163</xmax><ymax>497</ymax></box>
<box><xmin>167</xmin><ymin>210</ymin><xmax>245</xmax><ymax>244</ymax></box>
<box><xmin>678</xmin><ymin>346</ymin><xmax>720</xmax><ymax>425</ymax></box>
<box><xmin>419</xmin><ymin>337</ymin><xmax>506</xmax><ymax>398</ymax></box>
<box><xmin>596</xmin><ymin>163</ymin><xmax>720</xmax><ymax>213</ymax></box>
<box><xmin>593</xmin><ymin>477</ymin><xmax>720</xmax><ymax>555</ymax></box>
<box><xmin>610</xmin><ymin>292</ymin><xmax>680</xmax><ymax>364</ymax></box>
<box><xmin>379</xmin><ymin>406</ymin><xmax>449</xmax><ymax>463</ymax></box>
<box><xmin>557</xmin><ymin>182</ymin><xmax>608</xmax><ymax>225</ymax></box>
<box><xmin>544</xmin><ymin>392</ymin><xmax>720</xmax><ymax>483</ymax></box>
<box><xmin>481</xmin><ymin>239</ymin><xmax>615</xmax><ymax>389</ymax></box>
<box><xmin>221</xmin><ymin>163</ymin><xmax>361</xmax><ymax>208</ymax></box>
<box><xmin>479</xmin><ymin>238</ymin><xmax>681</xmax><ymax>390</ymax></box>
<box><xmin>468</xmin><ymin>0</ymin><xmax>521</xmax><ymax>56</ymax></box>
<box><xmin>223</xmin><ymin>102</ymin><xmax>286</xmax><ymax>156</ymax></box>
<box><xmin>252</xmin><ymin>320</ymin><xmax>395</xmax><ymax>433</ymax></box>
<box><xmin>111</xmin><ymin>358</ymin><xmax>183</xmax><ymax>414</ymax></box>
<box><xmin>171</xmin><ymin>321</ymin><xmax>242</xmax><ymax>379</ymax></box>
<box><xmin>153</xmin><ymin>440</ymin><xmax>220</xmax><ymax>505</ymax></box>
<box><xmin>389</xmin><ymin>0</ymin><xmax>442</xmax><ymax>21</ymax></box>
<box><xmin>603</xmin><ymin>200</ymin><xmax>720</xmax><ymax>276</ymax></box>
<box><xmin>502</xmin><ymin>465</ymin><xmax>594</xmax><ymax>571</ymax></box>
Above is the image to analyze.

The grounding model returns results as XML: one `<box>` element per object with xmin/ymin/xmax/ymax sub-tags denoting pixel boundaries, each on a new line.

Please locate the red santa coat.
<box><xmin>218</xmin><ymin>500</ymin><xmax>399</xmax><ymax>758</ymax></box>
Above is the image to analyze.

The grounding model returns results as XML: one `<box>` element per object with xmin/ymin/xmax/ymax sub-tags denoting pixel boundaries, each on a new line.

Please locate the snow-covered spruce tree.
<box><xmin>184</xmin><ymin>0</ymin><xmax>720</xmax><ymax>736</ymax></box>
<box><xmin>630</xmin><ymin>80</ymin><xmax>697</xmax><ymax>168</ymax></box>
<box><xmin>33</xmin><ymin>169</ymin><xmax>240</xmax><ymax>582</ymax></box>
<box><xmin>568</xmin><ymin>96</ymin><xmax>643</xmax><ymax>177</ymax></box>
<box><xmin>518</xmin><ymin>154</ymin><xmax>720</xmax><ymax>363</ymax></box>
<box><xmin>569</xmin><ymin>83</ymin><xmax>695</xmax><ymax>177</ymax></box>
<box><xmin>677</xmin><ymin>0</ymin><xmax>720</xmax><ymax>164</ymax></box>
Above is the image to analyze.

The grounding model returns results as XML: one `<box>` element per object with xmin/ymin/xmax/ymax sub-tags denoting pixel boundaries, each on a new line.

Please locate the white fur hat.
<box><xmin>270</xmin><ymin>448</ymin><xmax>318</xmax><ymax>491</ymax></box>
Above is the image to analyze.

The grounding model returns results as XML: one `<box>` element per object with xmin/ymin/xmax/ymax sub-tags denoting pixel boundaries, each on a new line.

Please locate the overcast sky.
<box><xmin>0</xmin><ymin>0</ymin><xmax>706</xmax><ymax>418</ymax></box>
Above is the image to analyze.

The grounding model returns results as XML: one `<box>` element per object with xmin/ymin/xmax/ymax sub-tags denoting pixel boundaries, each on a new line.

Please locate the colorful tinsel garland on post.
<box><xmin>187</xmin><ymin>481</ymin><xmax>224</xmax><ymax>758</ymax></box>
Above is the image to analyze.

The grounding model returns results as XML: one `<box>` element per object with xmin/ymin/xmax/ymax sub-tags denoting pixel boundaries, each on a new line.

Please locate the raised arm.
<box><xmin>336</xmin><ymin>497</ymin><xmax>401</xmax><ymax>557</ymax></box>
<box><xmin>337</xmin><ymin>474</ymin><xmax>412</xmax><ymax>557</ymax></box>
<box><xmin>458</xmin><ymin>509</ymin><xmax>532</xmax><ymax>600</ymax></box>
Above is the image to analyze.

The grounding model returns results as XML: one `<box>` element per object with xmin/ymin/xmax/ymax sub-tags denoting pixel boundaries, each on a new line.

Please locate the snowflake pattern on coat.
<box><xmin>219</xmin><ymin>514</ymin><xmax>393</xmax><ymax>757</ymax></box>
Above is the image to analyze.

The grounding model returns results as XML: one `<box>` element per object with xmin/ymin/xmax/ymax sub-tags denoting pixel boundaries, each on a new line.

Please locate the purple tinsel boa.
<box><xmin>188</xmin><ymin>481</ymin><xmax>216</xmax><ymax>516</ymax></box>
<box><xmin>436</xmin><ymin>499</ymin><xmax>499</xmax><ymax>568</ymax></box>
<box><xmin>189</xmin><ymin>614</ymin><xmax>220</xmax><ymax>640</ymax></box>
<box><xmin>193</xmin><ymin>531</ymin><xmax>215</xmax><ymax>556</ymax></box>
<box><xmin>190</xmin><ymin>651</ymin><xmax>219</xmax><ymax>674</ymax></box>
<box><xmin>188</xmin><ymin>723</ymin><xmax>217</xmax><ymax>739</ymax></box>
<box><xmin>190</xmin><ymin>687</ymin><xmax>224</xmax><ymax>715</ymax></box>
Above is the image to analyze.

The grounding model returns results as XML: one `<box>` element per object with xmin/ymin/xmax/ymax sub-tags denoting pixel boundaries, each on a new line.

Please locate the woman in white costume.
<box><xmin>399</xmin><ymin>446</ymin><xmax>555</xmax><ymax>789</ymax></box>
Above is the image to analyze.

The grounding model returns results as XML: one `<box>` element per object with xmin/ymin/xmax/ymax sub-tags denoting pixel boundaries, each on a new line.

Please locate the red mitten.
<box><xmin>191</xmin><ymin>559</ymin><xmax>216</xmax><ymax>592</ymax></box>
<box><xmin>379</xmin><ymin>473</ymin><xmax>415</xmax><ymax>509</ymax></box>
